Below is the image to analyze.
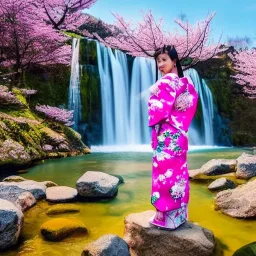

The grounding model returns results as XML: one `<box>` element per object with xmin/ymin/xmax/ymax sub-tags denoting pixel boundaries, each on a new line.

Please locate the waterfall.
<box><xmin>129</xmin><ymin>57</ymin><xmax>155</xmax><ymax>144</ymax></box>
<box><xmin>184</xmin><ymin>69</ymin><xmax>214</xmax><ymax>145</ymax></box>
<box><xmin>96</xmin><ymin>42</ymin><xmax>130</xmax><ymax>145</ymax></box>
<box><xmin>68</xmin><ymin>38</ymin><xmax>81</xmax><ymax>131</ymax></box>
<box><xmin>96</xmin><ymin>43</ymin><xmax>215</xmax><ymax>146</ymax></box>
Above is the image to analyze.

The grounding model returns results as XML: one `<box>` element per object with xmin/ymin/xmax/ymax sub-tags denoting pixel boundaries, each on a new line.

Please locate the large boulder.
<box><xmin>82</xmin><ymin>234</ymin><xmax>130</xmax><ymax>256</ymax></box>
<box><xmin>215</xmin><ymin>179</ymin><xmax>256</xmax><ymax>218</ymax></box>
<box><xmin>76</xmin><ymin>171</ymin><xmax>119</xmax><ymax>198</ymax></box>
<box><xmin>0</xmin><ymin>199</ymin><xmax>24</xmax><ymax>250</ymax></box>
<box><xmin>199</xmin><ymin>159</ymin><xmax>236</xmax><ymax>176</ymax></box>
<box><xmin>0</xmin><ymin>184</ymin><xmax>36</xmax><ymax>211</ymax></box>
<box><xmin>46</xmin><ymin>186</ymin><xmax>78</xmax><ymax>203</ymax></box>
<box><xmin>236</xmin><ymin>153</ymin><xmax>256</xmax><ymax>180</ymax></box>
<box><xmin>208</xmin><ymin>178</ymin><xmax>236</xmax><ymax>191</ymax></box>
<box><xmin>40</xmin><ymin>217</ymin><xmax>87</xmax><ymax>241</ymax></box>
<box><xmin>123</xmin><ymin>210</ymin><xmax>216</xmax><ymax>256</ymax></box>
<box><xmin>0</xmin><ymin>180</ymin><xmax>46</xmax><ymax>200</ymax></box>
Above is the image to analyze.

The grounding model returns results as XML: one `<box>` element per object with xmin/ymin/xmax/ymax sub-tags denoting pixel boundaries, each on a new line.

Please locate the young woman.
<box><xmin>148</xmin><ymin>45</ymin><xmax>198</xmax><ymax>229</ymax></box>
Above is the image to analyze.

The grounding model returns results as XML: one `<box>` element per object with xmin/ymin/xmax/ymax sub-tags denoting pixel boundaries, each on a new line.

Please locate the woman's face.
<box><xmin>156</xmin><ymin>53</ymin><xmax>176</xmax><ymax>75</ymax></box>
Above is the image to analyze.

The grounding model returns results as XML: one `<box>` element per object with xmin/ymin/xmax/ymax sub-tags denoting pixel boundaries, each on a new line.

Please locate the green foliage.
<box><xmin>80</xmin><ymin>66</ymin><xmax>101</xmax><ymax>124</ymax></box>
<box><xmin>23</xmin><ymin>65</ymin><xmax>70</xmax><ymax>108</ymax></box>
<box><xmin>196</xmin><ymin>53</ymin><xmax>256</xmax><ymax>146</ymax></box>
<box><xmin>79</xmin><ymin>39</ymin><xmax>97</xmax><ymax>65</ymax></box>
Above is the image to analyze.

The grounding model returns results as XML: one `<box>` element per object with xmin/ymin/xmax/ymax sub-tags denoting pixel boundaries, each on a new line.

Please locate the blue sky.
<box><xmin>85</xmin><ymin>0</ymin><xmax>256</xmax><ymax>46</ymax></box>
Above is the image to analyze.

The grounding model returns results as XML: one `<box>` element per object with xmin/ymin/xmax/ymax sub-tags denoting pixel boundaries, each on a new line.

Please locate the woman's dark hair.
<box><xmin>154</xmin><ymin>45</ymin><xmax>184</xmax><ymax>80</ymax></box>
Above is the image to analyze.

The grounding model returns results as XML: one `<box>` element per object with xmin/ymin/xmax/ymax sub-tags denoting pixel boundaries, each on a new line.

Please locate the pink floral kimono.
<box><xmin>148</xmin><ymin>73</ymin><xmax>198</xmax><ymax>229</ymax></box>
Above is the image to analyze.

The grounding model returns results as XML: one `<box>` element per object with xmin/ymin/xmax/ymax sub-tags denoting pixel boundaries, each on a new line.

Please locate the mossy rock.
<box><xmin>233</xmin><ymin>242</ymin><xmax>256</xmax><ymax>256</ymax></box>
<box><xmin>40</xmin><ymin>218</ymin><xmax>87</xmax><ymax>241</ymax></box>
<box><xmin>3</xmin><ymin>175</ymin><xmax>27</xmax><ymax>182</ymax></box>
<box><xmin>46</xmin><ymin>204</ymin><xmax>81</xmax><ymax>215</ymax></box>
<box><xmin>40</xmin><ymin>181</ymin><xmax>58</xmax><ymax>188</ymax></box>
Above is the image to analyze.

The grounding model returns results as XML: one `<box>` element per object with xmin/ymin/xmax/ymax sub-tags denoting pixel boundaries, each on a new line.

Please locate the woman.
<box><xmin>148</xmin><ymin>45</ymin><xmax>198</xmax><ymax>229</ymax></box>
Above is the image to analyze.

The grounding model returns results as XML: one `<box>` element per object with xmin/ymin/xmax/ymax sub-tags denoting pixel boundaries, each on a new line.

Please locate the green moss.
<box><xmin>40</xmin><ymin>218</ymin><xmax>87</xmax><ymax>241</ymax></box>
<box><xmin>12</xmin><ymin>88</ymin><xmax>28</xmax><ymax>106</ymax></box>
<box><xmin>80</xmin><ymin>39</ymin><xmax>97</xmax><ymax>66</ymax></box>
<box><xmin>46</xmin><ymin>205</ymin><xmax>81</xmax><ymax>215</ymax></box>
<box><xmin>23</xmin><ymin>65</ymin><xmax>70</xmax><ymax>108</ymax></box>
<box><xmin>196</xmin><ymin>52</ymin><xmax>256</xmax><ymax>146</ymax></box>
<box><xmin>80</xmin><ymin>67</ymin><xmax>101</xmax><ymax>123</ymax></box>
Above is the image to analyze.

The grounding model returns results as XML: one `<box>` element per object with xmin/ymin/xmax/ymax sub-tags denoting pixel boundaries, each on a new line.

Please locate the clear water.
<box><xmin>2</xmin><ymin>148</ymin><xmax>256</xmax><ymax>256</ymax></box>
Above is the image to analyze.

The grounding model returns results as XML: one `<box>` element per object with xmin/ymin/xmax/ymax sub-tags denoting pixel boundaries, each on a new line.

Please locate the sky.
<box><xmin>85</xmin><ymin>0</ymin><xmax>256</xmax><ymax>47</ymax></box>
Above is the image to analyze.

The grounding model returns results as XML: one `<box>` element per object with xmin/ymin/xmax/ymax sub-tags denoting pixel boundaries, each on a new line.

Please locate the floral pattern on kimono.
<box><xmin>148</xmin><ymin>73</ymin><xmax>198</xmax><ymax>213</ymax></box>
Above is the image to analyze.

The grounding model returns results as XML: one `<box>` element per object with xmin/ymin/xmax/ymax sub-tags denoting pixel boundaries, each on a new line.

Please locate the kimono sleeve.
<box><xmin>148</xmin><ymin>77</ymin><xmax>177</xmax><ymax>127</ymax></box>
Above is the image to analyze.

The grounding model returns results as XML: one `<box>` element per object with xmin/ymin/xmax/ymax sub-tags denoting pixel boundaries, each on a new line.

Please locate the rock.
<box><xmin>200</xmin><ymin>159</ymin><xmax>236</xmax><ymax>176</ymax></box>
<box><xmin>40</xmin><ymin>180</ymin><xmax>58</xmax><ymax>188</ymax></box>
<box><xmin>16</xmin><ymin>169</ymin><xmax>29</xmax><ymax>174</ymax></box>
<box><xmin>46</xmin><ymin>204</ymin><xmax>80</xmax><ymax>215</ymax></box>
<box><xmin>42</xmin><ymin>144</ymin><xmax>53</xmax><ymax>152</ymax></box>
<box><xmin>188</xmin><ymin>169</ymin><xmax>202</xmax><ymax>179</ymax></box>
<box><xmin>3</xmin><ymin>175</ymin><xmax>27</xmax><ymax>182</ymax></box>
<box><xmin>123</xmin><ymin>210</ymin><xmax>216</xmax><ymax>256</ymax></box>
<box><xmin>41</xmin><ymin>127</ymin><xmax>66</xmax><ymax>145</ymax></box>
<box><xmin>215</xmin><ymin>179</ymin><xmax>256</xmax><ymax>218</ymax></box>
<box><xmin>46</xmin><ymin>186</ymin><xmax>77</xmax><ymax>203</ymax></box>
<box><xmin>113</xmin><ymin>174</ymin><xmax>125</xmax><ymax>185</ymax></box>
<box><xmin>0</xmin><ymin>139</ymin><xmax>31</xmax><ymax>166</ymax></box>
<box><xmin>233</xmin><ymin>241</ymin><xmax>256</xmax><ymax>256</ymax></box>
<box><xmin>0</xmin><ymin>180</ymin><xmax>46</xmax><ymax>200</ymax></box>
<box><xmin>14</xmin><ymin>191</ymin><xmax>36</xmax><ymax>212</ymax></box>
<box><xmin>236</xmin><ymin>153</ymin><xmax>256</xmax><ymax>180</ymax></box>
<box><xmin>76</xmin><ymin>171</ymin><xmax>119</xmax><ymax>198</ymax></box>
<box><xmin>40</xmin><ymin>218</ymin><xmax>87</xmax><ymax>241</ymax></box>
<box><xmin>0</xmin><ymin>199</ymin><xmax>24</xmax><ymax>250</ymax></box>
<box><xmin>58</xmin><ymin>143</ymin><xmax>71</xmax><ymax>152</ymax></box>
<box><xmin>0</xmin><ymin>184</ymin><xmax>36</xmax><ymax>211</ymax></box>
<box><xmin>82</xmin><ymin>234</ymin><xmax>130</xmax><ymax>256</ymax></box>
<box><xmin>208</xmin><ymin>178</ymin><xmax>236</xmax><ymax>191</ymax></box>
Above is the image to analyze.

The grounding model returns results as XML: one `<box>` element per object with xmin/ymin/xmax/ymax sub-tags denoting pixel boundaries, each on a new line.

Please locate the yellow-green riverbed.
<box><xmin>2</xmin><ymin>148</ymin><xmax>256</xmax><ymax>256</ymax></box>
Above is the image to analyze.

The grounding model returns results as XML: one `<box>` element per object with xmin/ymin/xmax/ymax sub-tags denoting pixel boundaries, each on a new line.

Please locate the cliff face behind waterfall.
<box><xmin>8</xmin><ymin>38</ymin><xmax>256</xmax><ymax>147</ymax></box>
<box><xmin>196</xmin><ymin>50</ymin><xmax>256</xmax><ymax>146</ymax></box>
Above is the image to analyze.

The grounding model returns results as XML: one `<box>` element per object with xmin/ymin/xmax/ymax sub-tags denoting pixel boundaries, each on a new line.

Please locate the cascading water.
<box><xmin>96</xmin><ymin>42</ymin><xmax>130</xmax><ymax>145</ymax></box>
<box><xmin>184</xmin><ymin>69</ymin><xmax>215</xmax><ymax>145</ymax></box>
<box><xmin>129</xmin><ymin>57</ymin><xmax>156</xmax><ymax>144</ymax></box>
<box><xmin>95</xmin><ymin>42</ymin><xmax>215</xmax><ymax>146</ymax></box>
<box><xmin>68</xmin><ymin>38</ymin><xmax>81</xmax><ymax>131</ymax></box>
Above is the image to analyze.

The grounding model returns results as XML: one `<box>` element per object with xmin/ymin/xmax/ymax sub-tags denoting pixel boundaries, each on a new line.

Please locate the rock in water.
<box><xmin>76</xmin><ymin>171</ymin><xmax>119</xmax><ymax>198</ymax></box>
<box><xmin>208</xmin><ymin>178</ymin><xmax>236</xmax><ymax>191</ymax></box>
<box><xmin>82</xmin><ymin>234</ymin><xmax>130</xmax><ymax>256</ymax></box>
<box><xmin>0</xmin><ymin>180</ymin><xmax>46</xmax><ymax>200</ymax></box>
<box><xmin>0</xmin><ymin>199</ymin><xmax>24</xmax><ymax>250</ymax></box>
<box><xmin>123</xmin><ymin>210</ymin><xmax>216</xmax><ymax>256</ymax></box>
<box><xmin>46</xmin><ymin>186</ymin><xmax>77</xmax><ymax>203</ymax></box>
<box><xmin>215</xmin><ymin>179</ymin><xmax>256</xmax><ymax>218</ymax></box>
<box><xmin>236</xmin><ymin>153</ymin><xmax>256</xmax><ymax>180</ymax></box>
<box><xmin>200</xmin><ymin>159</ymin><xmax>236</xmax><ymax>176</ymax></box>
<box><xmin>233</xmin><ymin>242</ymin><xmax>256</xmax><ymax>256</ymax></box>
<box><xmin>40</xmin><ymin>218</ymin><xmax>87</xmax><ymax>241</ymax></box>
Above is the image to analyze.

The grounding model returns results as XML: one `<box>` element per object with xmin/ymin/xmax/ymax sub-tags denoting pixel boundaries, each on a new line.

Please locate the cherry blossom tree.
<box><xmin>0</xmin><ymin>0</ymin><xmax>72</xmax><ymax>88</ymax></box>
<box><xmin>0</xmin><ymin>0</ymin><xmax>98</xmax><ymax>89</ymax></box>
<box><xmin>94</xmin><ymin>11</ymin><xmax>221</xmax><ymax>69</ymax></box>
<box><xmin>38</xmin><ymin>0</ymin><xmax>97</xmax><ymax>31</ymax></box>
<box><xmin>36</xmin><ymin>104</ymin><xmax>74</xmax><ymax>126</ymax></box>
<box><xmin>229</xmin><ymin>49</ymin><xmax>256</xmax><ymax>98</ymax></box>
